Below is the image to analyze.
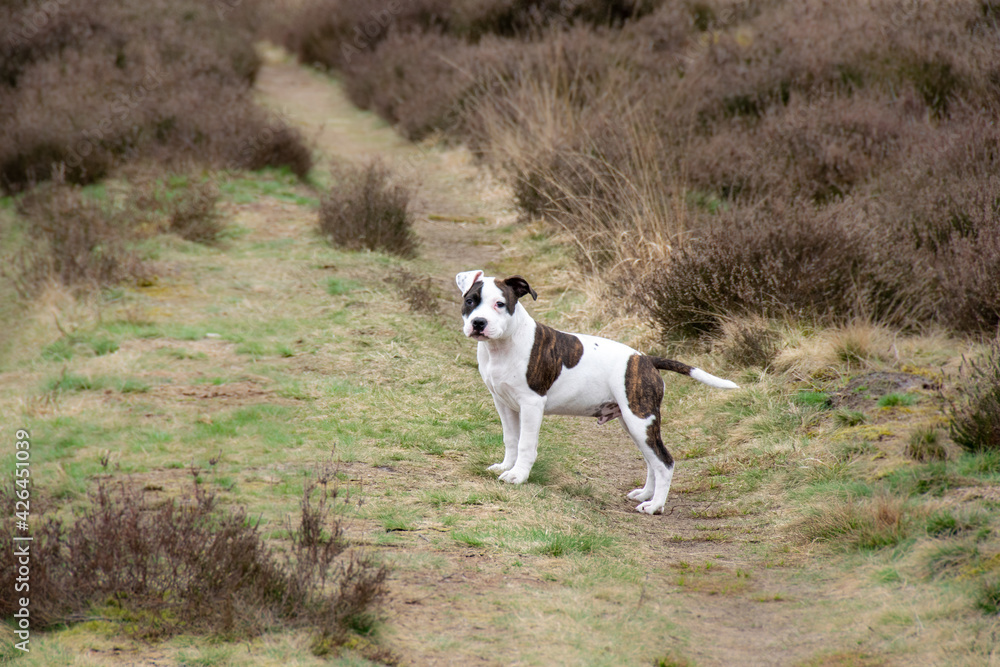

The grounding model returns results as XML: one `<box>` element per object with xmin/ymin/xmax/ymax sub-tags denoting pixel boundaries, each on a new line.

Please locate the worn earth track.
<box><xmin>253</xmin><ymin>47</ymin><xmax>837</xmax><ymax>667</ymax></box>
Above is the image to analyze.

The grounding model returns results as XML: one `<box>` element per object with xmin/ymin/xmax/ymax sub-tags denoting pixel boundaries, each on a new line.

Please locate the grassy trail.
<box><xmin>249</xmin><ymin>49</ymin><xmax>831</xmax><ymax>666</ymax></box>
<box><xmin>2</xmin><ymin>47</ymin><xmax>996</xmax><ymax>667</ymax></box>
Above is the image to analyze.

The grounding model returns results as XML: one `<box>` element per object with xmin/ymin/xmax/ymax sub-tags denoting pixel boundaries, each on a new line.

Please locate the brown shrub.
<box><xmin>686</xmin><ymin>92</ymin><xmax>914</xmax><ymax>203</ymax></box>
<box><xmin>320</xmin><ymin>160</ymin><xmax>417</xmax><ymax>257</ymax></box>
<box><xmin>166</xmin><ymin>177</ymin><xmax>225</xmax><ymax>244</ymax></box>
<box><xmin>280</xmin><ymin>0</ymin><xmax>662</xmax><ymax>74</ymax></box>
<box><xmin>0</xmin><ymin>473</ymin><xmax>389</xmax><ymax>652</ymax></box>
<box><xmin>636</xmin><ymin>203</ymin><xmax>928</xmax><ymax>337</ymax></box>
<box><xmin>279</xmin><ymin>0</ymin><xmax>453</xmax><ymax>71</ymax></box>
<box><xmin>6</xmin><ymin>182</ymin><xmax>148</xmax><ymax>297</ymax></box>
<box><xmin>341</xmin><ymin>31</ymin><xmax>477</xmax><ymax>141</ymax></box>
<box><xmin>279</xmin><ymin>0</ymin><xmax>1000</xmax><ymax>334</ymax></box>
<box><xmin>0</xmin><ymin>0</ymin><xmax>310</xmax><ymax>194</ymax></box>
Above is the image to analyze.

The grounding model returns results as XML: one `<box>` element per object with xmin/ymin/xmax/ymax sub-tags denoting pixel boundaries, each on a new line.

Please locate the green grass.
<box><xmin>794</xmin><ymin>391</ymin><xmax>833</xmax><ymax>409</ymax></box>
<box><xmin>878</xmin><ymin>392</ymin><xmax>919</xmax><ymax>408</ymax></box>
<box><xmin>325</xmin><ymin>277</ymin><xmax>362</xmax><ymax>296</ymax></box>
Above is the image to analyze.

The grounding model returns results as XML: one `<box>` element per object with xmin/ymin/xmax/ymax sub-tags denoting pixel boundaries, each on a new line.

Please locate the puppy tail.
<box><xmin>649</xmin><ymin>357</ymin><xmax>739</xmax><ymax>390</ymax></box>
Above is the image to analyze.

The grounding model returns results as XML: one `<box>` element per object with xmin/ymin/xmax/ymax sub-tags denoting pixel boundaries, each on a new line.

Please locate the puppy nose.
<box><xmin>471</xmin><ymin>317</ymin><xmax>487</xmax><ymax>332</ymax></box>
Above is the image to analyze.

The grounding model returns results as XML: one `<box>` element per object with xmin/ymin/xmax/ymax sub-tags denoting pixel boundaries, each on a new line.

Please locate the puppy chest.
<box><xmin>480</xmin><ymin>363</ymin><xmax>530</xmax><ymax>410</ymax></box>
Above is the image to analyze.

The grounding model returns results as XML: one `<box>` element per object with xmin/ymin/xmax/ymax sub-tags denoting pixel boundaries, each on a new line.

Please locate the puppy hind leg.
<box><xmin>621</xmin><ymin>412</ymin><xmax>674</xmax><ymax>515</ymax></box>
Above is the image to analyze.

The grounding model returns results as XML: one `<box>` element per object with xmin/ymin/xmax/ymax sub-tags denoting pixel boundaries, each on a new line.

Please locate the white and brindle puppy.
<box><xmin>456</xmin><ymin>270</ymin><xmax>739</xmax><ymax>515</ymax></box>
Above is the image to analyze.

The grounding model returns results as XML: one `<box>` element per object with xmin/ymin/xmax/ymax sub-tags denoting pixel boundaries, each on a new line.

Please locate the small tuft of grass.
<box><xmin>452</xmin><ymin>530</ymin><xmax>486</xmax><ymax>548</ymax></box>
<box><xmin>878</xmin><ymin>392</ymin><xmax>919</xmax><ymax>408</ymax></box>
<box><xmin>905</xmin><ymin>427</ymin><xmax>947</xmax><ymax>462</ymax></box>
<box><xmin>165</xmin><ymin>177</ymin><xmax>226</xmax><ymax>244</ymax></box>
<box><xmin>44</xmin><ymin>372</ymin><xmax>102</xmax><ymax>393</ymax></box>
<box><xmin>974</xmin><ymin>574</ymin><xmax>1000</xmax><ymax>615</ymax></box>
<box><xmin>714</xmin><ymin>315</ymin><xmax>779</xmax><ymax>368</ymax></box>
<box><xmin>834</xmin><ymin>409</ymin><xmax>867</xmax><ymax>427</ymax></box>
<box><xmin>654</xmin><ymin>653</ymin><xmax>696</xmax><ymax>667</ymax></box>
<box><xmin>386</xmin><ymin>268</ymin><xmax>439</xmax><ymax>315</ymax></box>
<box><xmin>924</xmin><ymin>509</ymin><xmax>988</xmax><ymax>538</ymax></box>
<box><xmin>883</xmin><ymin>462</ymin><xmax>959</xmax><ymax>497</ymax></box>
<box><xmin>42</xmin><ymin>335</ymin><xmax>119</xmax><ymax>361</ymax></box>
<box><xmin>118</xmin><ymin>379</ymin><xmax>151</xmax><ymax>394</ymax></box>
<box><xmin>325</xmin><ymin>277</ymin><xmax>361</xmax><ymax>296</ymax></box>
<box><xmin>522</xmin><ymin>528</ymin><xmax>613</xmax><ymax>557</ymax></box>
<box><xmin>830</xmin><ymin>322</ymin><xmax>890</xmax><ymax>366</ymax></box>
<box><xmin>795</xmin><ymin>391</ymin><xmax>833</xmax><ymax>409</ymax></box>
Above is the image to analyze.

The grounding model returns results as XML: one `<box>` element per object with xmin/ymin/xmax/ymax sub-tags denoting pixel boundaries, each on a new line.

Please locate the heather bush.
<box><xmin>0</xmin><ymin>474</ymin><xmax>388</xmax><ymax>652</ymax></box>
<box><xmin>5</xmin><ymin>182</ymin><xmax>148</xmax><ymax>297</ymax></box>
<box><xmin>281</xmin><ymin>0</ymin><xmax>663</xmax><ymax>73</ymax></box>
<box><xmin>166</xmin><ymin>178</ymin><xmax>225</xmax><ymax>244</ymax></box>
<box><xmin>637</xmin><ymin>203</ymin><xmax>928</xmax><ymax>336</ymax></box>
<box><xmin>282</xmin><ymin>0</ymin><xmax>1000</xmax><ymax>334</ymax></box>
<box><xmin>0</xmin><ymin>0</ymin><xmax>311</xmax><ymax>194</ymax></box>
<box><xmin>320</xmin><ymin>160</ymin><xmax>417</xmax><ymax>257</ymax></box>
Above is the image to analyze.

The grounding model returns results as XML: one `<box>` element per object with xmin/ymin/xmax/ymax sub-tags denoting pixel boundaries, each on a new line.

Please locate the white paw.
<box><xmin>498</xmin><ymin>468</ymin><xmax>529</xmax><ymax>484</ymax></box>
<box><xmin>488</xmin><ymin>462</ymin><xmax>514</xmax><ymax>473</ymax></box>
<box><xmin>635</xmin><ymin>500</ymin><xmax>665</xmax><ymax>515</ymax></box>
<box><xmin>627</xmin><ymin>487</ymin><xmax>653</xmax><ymax>501</ymax></box>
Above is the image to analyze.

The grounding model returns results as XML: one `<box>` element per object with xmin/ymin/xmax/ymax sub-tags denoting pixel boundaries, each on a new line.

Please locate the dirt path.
<box><xmin>254</xmin><ymin>45</ymin><xmax>512</xmax><ymax>286</ymax></box>
<box><xmin>253</xmin><ymin>47</ymin><xmax>834</xmax><ymax>667</ymax></box>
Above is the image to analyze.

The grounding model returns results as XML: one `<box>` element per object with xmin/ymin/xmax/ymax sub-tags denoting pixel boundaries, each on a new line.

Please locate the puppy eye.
<box><xmin>465</xmin><ymin>298</ymin><xmax>475</xmax><ymax>307</ymax></box>
<box><xmin>495</xmin><ymin>301</ymin><xmax>505</xmax><ymax>309</ymax></box>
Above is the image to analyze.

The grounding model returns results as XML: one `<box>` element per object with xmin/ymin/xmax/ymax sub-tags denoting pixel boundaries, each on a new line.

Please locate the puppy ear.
<box><xmin>456</xmin><ymin>270</ymin><xmax>484</xmax><ymax>294</ymax></box>
<box><xmin>503</xmin><ymin>275</ymin><xmax>537</xmax><ymax>301</ymax></box>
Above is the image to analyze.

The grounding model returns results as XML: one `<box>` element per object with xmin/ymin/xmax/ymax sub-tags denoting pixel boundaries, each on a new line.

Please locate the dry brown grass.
<box><xmin>798</xmin><ymin>493</ymin><xmax>917</xmax><ymax>552</ymax></box>
<box><xmin>712</xmin><ymin>315</ymin><xmax>780</xmax><ymax>369</ymax></box>
<box><xmin>949</xmin><ymin>339</ymin><xmax>1000</xmax><ymax>452</ymax></box>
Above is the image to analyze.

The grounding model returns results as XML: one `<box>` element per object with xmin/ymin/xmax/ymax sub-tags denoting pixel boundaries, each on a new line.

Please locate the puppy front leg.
<box><xmin>488</xmin><ymin>399</ymin><xmax>520</xmax><ymax>473</ymax></box>
<box><xmin>499</xmin><ymin>401</ymin><xmax>544</xmax><ymax>485</ymax></box>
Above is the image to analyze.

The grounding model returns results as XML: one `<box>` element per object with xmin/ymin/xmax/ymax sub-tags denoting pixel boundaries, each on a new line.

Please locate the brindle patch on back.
<box><xmin>526</xmin><ymin>323</ymin><xmax>584</xmax><ymax>395</ymax></box>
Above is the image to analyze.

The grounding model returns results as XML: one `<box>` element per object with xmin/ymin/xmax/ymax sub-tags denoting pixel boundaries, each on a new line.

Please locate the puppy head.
<box><xmin>456</xmin><ymin>270</ymin><xmax>537</xmax><ymax>341</ymax></box>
